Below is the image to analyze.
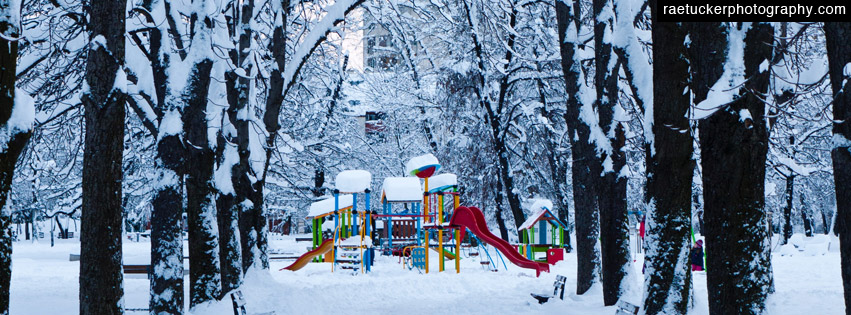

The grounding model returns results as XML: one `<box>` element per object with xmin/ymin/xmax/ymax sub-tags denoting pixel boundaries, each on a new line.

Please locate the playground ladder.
<box><xmin>335</xmin><ymin>245</ymin><xmax>363</xmax><ymax>272</ymax></box>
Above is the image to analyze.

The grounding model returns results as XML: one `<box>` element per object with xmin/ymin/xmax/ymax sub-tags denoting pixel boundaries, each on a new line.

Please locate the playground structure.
<box><xmin>517</xmin><ymin>199</ymin><xmax>567</xmax><ymax>265</ymax></box>
<box><xmin>451</xmin><ymin>206</ymin><xmax>549</xmax><ymax>277</ymax></box>
<box><xmin>419</xmin><ymin>172</ymin><xmax>462</xmax><ymax>274</ymax></box>
<box><xmin>379</xmin><ymin>176</ymin><xmax>424</xmax><ymax>254</ymax></box>
<box><xmin>304</xmin><ymin>195</ymin><xmax>353</xmax><ymax>263</ymax></box>
<box><xmin>284</xmin><ymin>170</ymin><xmax>375</xmax><ymax>273</ymax></box>
<box><xmin>285</xmin><ymin>154</ymin><xmax>558</xmax><ymax>277</ymax></box>
<box><xmin>330</xmin><ymin>170</ymin><xmax>375</xmax><ymax>273</ymax></box>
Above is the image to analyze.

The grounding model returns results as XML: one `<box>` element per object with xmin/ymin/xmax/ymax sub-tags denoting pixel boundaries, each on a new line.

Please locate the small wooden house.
<box><xmin>518</xmin><ymin>200</ymin><xmax>567</xmax><ymax>262</ymax></box>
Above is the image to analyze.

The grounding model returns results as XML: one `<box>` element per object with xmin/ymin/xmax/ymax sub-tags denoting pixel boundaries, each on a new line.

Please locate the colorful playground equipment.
<box><xmin>283</xmin><ymin>239</ymin><xmax>334</xmax><ymax>271</ymax></box>
<box><xmin>378</xmin><ymin>177</ymin><xmax>424</xmax><ymax>253</ymax></box>
<box><xmin>420</xmin><ymin>172</ymin><xmax>462</xmax><ymax>274</ymax></box>
<box><xmin>285</xmin><ymin>154</ymin><xmax>557</xmax><ymax>277</ymax></box>
<box><xmin>450</xmin><ymin>206</ymin><xmax>550</xmax><ymax>277</ymax></box>
<box><xmin>283</xmin><ymin>170</ymin><xmax>375</xmax><ymax>273</ymax></box>
<box><xmin>331</xmin><ymin>170</ymin><xmax>375</xmax><ymax>273</ymax></box>
<box><xmin>517</xmin><ymin>199</ymin><xmax>567</xmax><ymax>265</ymax></box>
<box><xmin>304</xmin><ymin>195</ymin><xmax>353</xmax><ymax>262</ymax></box>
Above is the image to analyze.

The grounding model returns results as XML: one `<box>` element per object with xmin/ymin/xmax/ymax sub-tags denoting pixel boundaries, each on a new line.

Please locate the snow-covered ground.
<box><xmin>9</xmin><ymin>234</ymin><xmax>844</xmax><ymax>314</ymax></box>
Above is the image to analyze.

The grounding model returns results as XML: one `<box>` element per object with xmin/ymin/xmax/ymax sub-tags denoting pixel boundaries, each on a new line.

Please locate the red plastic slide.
<box><xmin>450</xmin><ymin>206</ymin><xmax>549</xmax><ymax>277</ymax></box>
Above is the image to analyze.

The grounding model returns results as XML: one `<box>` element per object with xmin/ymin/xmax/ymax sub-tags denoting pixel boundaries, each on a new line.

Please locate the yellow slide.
<box><xmin>430</xmin><ymin>247</ymin><xmax>457</xmax><ymax>260</ymax></box>
<box><xmin>282</xmin><ymin>239</ymin><xmax>334</xmax><ymax>271</ymax></box>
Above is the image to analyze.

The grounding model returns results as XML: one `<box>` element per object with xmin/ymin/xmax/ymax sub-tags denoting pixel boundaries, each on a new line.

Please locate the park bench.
<box><xmin>122</xmin><ymin>264</ymin><xmax>187</xmax><ymax>279</ymax></box>
<box><xmin>615</xmin><ymin>300</ymin><xmax>640</xmax><ymax>315</ymax></box>
<box><xmin>530</xmin><ymin>275</ymin><xmax>566</xmax><ymax>304</ymax></box>
<box><xmin>231</xmin><ymin>290</ymin><xmax>276</xmax><ymax>315</ymax></box>
<box><xmin>123</xmin><ymin>264</ymin><xmax>152</xmax><ymax>275</ymax></box>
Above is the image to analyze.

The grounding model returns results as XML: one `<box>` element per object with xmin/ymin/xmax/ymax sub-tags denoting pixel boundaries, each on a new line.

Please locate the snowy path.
<box><xmin>9</xmin><ymin>236</ymin><xmax>844</xmax><ymax>314</ymax></box>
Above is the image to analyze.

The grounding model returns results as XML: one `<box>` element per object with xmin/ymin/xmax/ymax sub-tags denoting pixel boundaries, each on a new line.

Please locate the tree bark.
<box><xmin>215</xmin><ymin>125</ymin><xmax>241</xmax><ymax>295</ymax></box>
<box><xmin>183</xmin><ymin>48</ymin><xmax>221</xmax><ymax>305</ymax></box>
<box><xmin>642</xmin><ymin>6</ymin><xmax>692</xmax><ymax>313</ymax></box>
<box><xmin>695</xmin><ymin>22</ymin><xmax>774</xmax><ymax>315</ymax></box>
<box><xmin>150</xmin><ymin>174</ymin><xmax>184</xmax><ymax>314</ymax></box>
<box><xmin>80</xmin><ymin>0</ymin><xmax>126</xmax><ymax>311</ymax></box>
<box><xmin>824</xmin><ymin>21</ymin><xmax>851</xmax><ymax>314</ymax></box>
<box><xmin>556</xmin><ymin>0</ymin><xmax>600</xmax><ymax>295</ymax></box>
<box><xmin>216</xmin><ymin>189</ymin><xmax>240</xmax><ymax>294</ymax></box>
<box><xmin>593</xmin><ymin>0</ymin><xmax>629</xmax><ymax>305</ymax></box>
<box><xmin>0</xmin><ymin>20</ymin><xmax>33</xmax><ymax>313</ymax></box>
<box><xmin>147</xmin><ymin>14</ymin><xmax>186</xmax><ymax>315</ymax></box>
<box><xmin>256</xmin><ymin>0</ymin><xmax>290</xmax><ymax>272</ymax></box>
<box><xmin>223</xmin><ymin>0</ymin><xmax>262</xmax><ymax>273</ymax></box>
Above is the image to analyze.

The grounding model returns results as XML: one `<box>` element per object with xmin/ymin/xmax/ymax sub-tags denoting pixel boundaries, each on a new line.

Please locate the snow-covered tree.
<box><xmin>642</xmin><ymin>2</ymin><xmax>692</xmax><ymax>313</ymax></box>
<box><xmin>823</xmin><ymin>21</ymin><xmax>851</xmax><ymax>314</ymax></box>
<box><xmin>556</xmin><ymin>0</ymin><xmax>602</xmax><ymax>295</ymax></box>
<box><xmin>0</xmin><ymin>0</ymin><xmax>35</xmax><ymax>312</ymax></box>
<box><xmin>692</xmin><ymin>22</ymin><xmax>775</xmax><ymax>314</ymax></box>
<box><xmin>79</xmin><ymin>0</ymin><xmax>126</xmax><ymax>312</ymax></box>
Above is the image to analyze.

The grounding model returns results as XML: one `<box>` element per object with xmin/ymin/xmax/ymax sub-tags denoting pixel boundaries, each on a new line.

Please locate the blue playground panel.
<box><xmin>412</xmin><ymin>248</ymin><xmax>426</xmax><ymax>270</ymax></box>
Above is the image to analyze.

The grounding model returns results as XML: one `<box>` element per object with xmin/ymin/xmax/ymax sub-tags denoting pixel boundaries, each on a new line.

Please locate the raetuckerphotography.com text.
<box><xmin>656</xmin><ymin>1</ymin><xmax>850</xmax><ymax>21</ymax></box>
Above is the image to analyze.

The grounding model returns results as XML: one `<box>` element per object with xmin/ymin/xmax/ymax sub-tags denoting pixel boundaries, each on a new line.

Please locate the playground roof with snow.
<box><xmin>519</xmin><ymin>199</ymin><xmax>565</xmax><ymax>231</ymax></box>
<box><xmin>335</xmin><ymin>170</ymin><xmax>372</xmax><ymax>193</ymax></box>
<box><xmin>308</xmin><ymin>195</ymin><xmax>354</xmax><ymax>219</ymax></box>
<box><xmin>381</xmin><ymin>177</ymin><xmax>423</xmax><ymax>202</ymax></box>
<box><xmin>427</xmin><ymin>173</ymin><xmax>457</xmax><ymax>192</ymax></box>
<box><xmin>405</xmin><ymin>154</ymin><xmax>440</xmax><ymax>178</ymax></box>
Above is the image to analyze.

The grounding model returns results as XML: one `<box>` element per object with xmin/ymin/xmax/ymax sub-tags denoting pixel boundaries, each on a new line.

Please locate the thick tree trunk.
<box><xmin>782</xmin><ymin>174</ymin><xmax>795</xmax><ymax>243</ymax></box>
<box><xmin>247</xmin><ymin>183</ymin><xmax>268</xmax><ymax>270</ymax></box>
<box><xmin>140</xmin><ymin>0</ymin><xmax>189</xmax><ymax>311</ymax></box>
<box><xmin>183</xmin><ymin>55</ymin><xmax>222</xmax><ymax>306</ymax></box>
<box><xmin>150</xmin><ymin>174</ymin><xmax>184</xmax><ymax>314</ymax></box>
<box><xmin>215</xmin><ymin>125</ymin><xmax>241</xmax><ymax>294</ymax></box>
<box><xmin>216</xmin><ymin>27</ymin><xmax>241</xmax><ymax>291</ymax></box>
<box><xmin>216</xmin><ymin>190</ymin><xmax>241</xmax><ymax>294</ymax></box>
<box><xmin>226</xmin><ymin>0</ymin><xmax>270</xmax><ymax>272</ymax></box>
<box><xmin>593</xmin><ymin>0</ymin><xmax>629</xmax><ymax>305</ymax></box>
<box><xmin>556</xmin><ymin>0</ymin><xmax>600</xmax><ymax>295</ymax></box>
<box><xmin>696</xmin><ymin>23</ymin><xmax>774</xmax><ymax>314</ymax></box>
<box><xmin>80</xmin><ymin>0</ymin><xmax>126</xmax><ymax>312</ymax></box>
<box><xmin>0</xmin><ymin>27</ymin><xmax>33</xmax><ymax>314</ymax></box>
<box><xmin>824</xmin><ymin>22</ymin><xmax>851</xmax><ymax>313</ymax></box>
<box><xmin>0</xmin><ymin>131</ymin><xmax>29</xmax><ymax>315</ymax></box>
<box><xmin>643</xmin><ymin>8</ymin><xmax>692</xmax><ymax>313</ymax></box>
<box><xmin>258</xmin><ymin>3</ymin><xmax>288</xmax><ymax>272</ymax></box>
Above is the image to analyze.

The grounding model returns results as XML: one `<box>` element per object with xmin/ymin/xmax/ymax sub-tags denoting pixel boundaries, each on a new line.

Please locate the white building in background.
<box><xmin>362</xmin><ymin>11</ymin><xmax>402</xmax><ymax>71</ymax></box>
<box><xmin>360</xmin><ymin>1</ymin><xmax>443</xmax><ymax>73</ymax></box>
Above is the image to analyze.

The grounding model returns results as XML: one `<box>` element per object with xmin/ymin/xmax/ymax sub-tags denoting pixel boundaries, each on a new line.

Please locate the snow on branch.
<box><xmin>0</xmin><ymin>0</ymin><xmax>22</xmax><ymax>40</ymax></box>
<box><xmin>689</xmin><ymin>24</ymin><xmax>748</xmax><ymax>120</ymax></box>
<box><xmin>613</xmin><ymin>0</ymin><xmax>653</xmax><ymax>154</ymax></box>
<box><xmin>8</xmin><ymin>88</ymin><xmax>35</xmax><ymax>134</ymax></box>
<box><xmin>281</xmin><ymin>0</ymin><xmax>364</xmax><ymax>98</ymax></box>
<box><xmin>1</xmin><ymin>89</ymin><xmax>35</xmax><ymax>152</ymax></box>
